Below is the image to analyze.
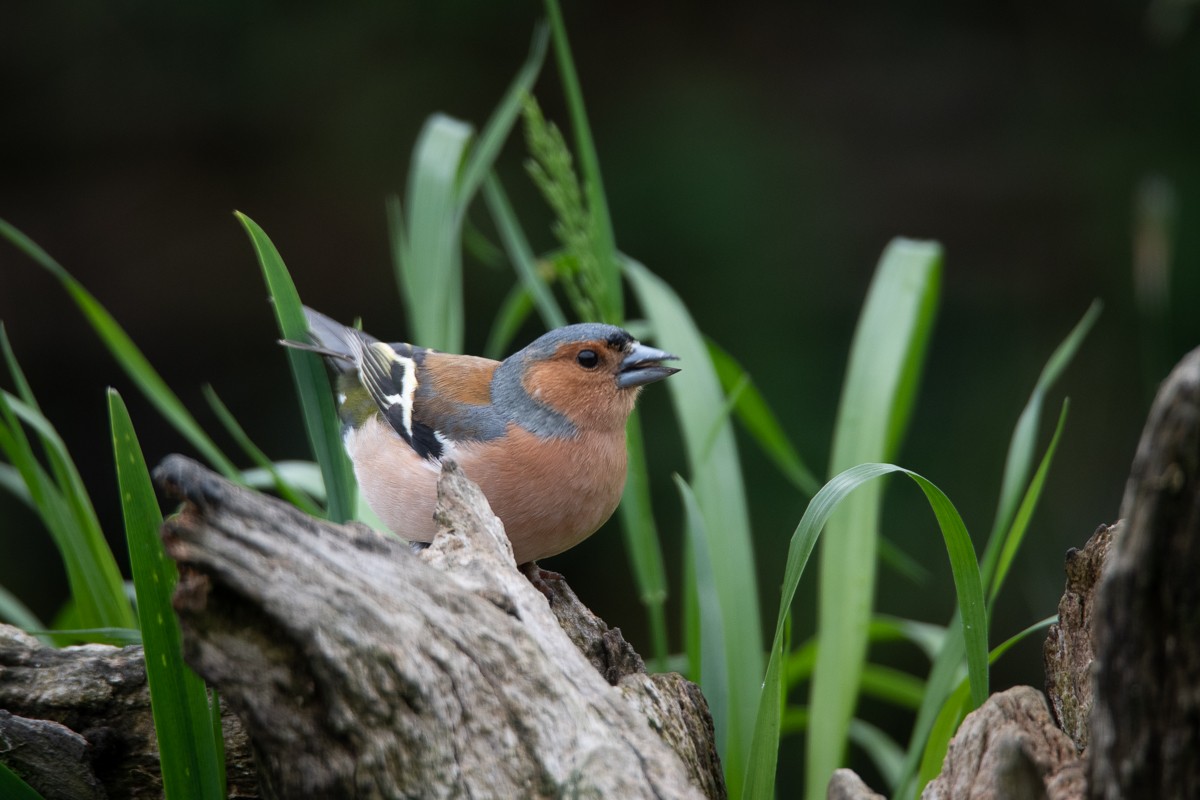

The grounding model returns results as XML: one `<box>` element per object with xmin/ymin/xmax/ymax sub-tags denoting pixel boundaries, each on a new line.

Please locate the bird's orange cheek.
<box><xmin>521</xmin><ymin>360</ymin><xmax>621</xmax><ymax>427</ymax></box>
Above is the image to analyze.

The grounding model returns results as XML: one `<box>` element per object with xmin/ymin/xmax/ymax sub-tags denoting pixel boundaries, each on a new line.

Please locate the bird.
<box><xmin>284</xmin><ymin>307</ymin><xmax>679</xmax><ymax>564</ymax></box>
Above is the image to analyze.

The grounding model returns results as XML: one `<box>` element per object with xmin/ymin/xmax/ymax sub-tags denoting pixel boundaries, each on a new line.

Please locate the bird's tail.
<box><xmin>278</xmin><ymin>306</ymin><xmax>377</xmax><ymax>370</ymax></box>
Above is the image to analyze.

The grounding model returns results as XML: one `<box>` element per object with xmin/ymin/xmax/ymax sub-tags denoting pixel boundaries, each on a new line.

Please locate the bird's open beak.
<box><xmin>617</xmin><ymin>342</ymin><xmax>680</xmax><ymax>389</ymax></box>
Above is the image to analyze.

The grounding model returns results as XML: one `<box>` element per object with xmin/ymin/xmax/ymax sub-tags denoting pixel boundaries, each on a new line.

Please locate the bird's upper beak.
<box><xmin>617</xmin><ymin>342</ymin><xmax>680</xmax><ymax>389</ymax></box>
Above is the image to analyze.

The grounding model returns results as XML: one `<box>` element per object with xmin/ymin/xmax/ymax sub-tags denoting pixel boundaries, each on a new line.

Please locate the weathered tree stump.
<box><xmin>0</xmin><ymin>457</ymin><xmax>723</xmax><ymax>799</ymax></box>
<box><xmin>154</xmin><ymin>454</ymin><xmax>721</xmax><ymax>799</ymax></box>
<box><xmin>1089</xmin><ymin>346</ymin><xmax>1200</xmax><ymax>800</ymax></box>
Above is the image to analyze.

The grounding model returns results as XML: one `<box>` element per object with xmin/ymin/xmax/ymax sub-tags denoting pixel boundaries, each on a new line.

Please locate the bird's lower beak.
<box><xmin>617</xmin><ymin>343</ymin><xmax>680</xmax><ymax>389</ymax></box>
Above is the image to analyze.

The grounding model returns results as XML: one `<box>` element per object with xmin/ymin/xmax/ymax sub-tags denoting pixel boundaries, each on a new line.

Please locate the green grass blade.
<box><xmin>0</xmin><ymin>218</ymin><xmax>241</xmax><ymax>481</ymax></box>
<box><xmin>33</xmin><ymin>627</ymin><xmax>142</xmax><ymax>647</ymax></box>
<box><xmin>543</xmin><ymin>0</ymin><xmax>622</xmax><ymax>322</ymax></box>
<box><xmin>201</xmin><ymin>385</ymin><xmax>322</xmax><ymax>516</ymax></box>
<box><xmin>620</xmin><ymin>413</ymin><xmax>669</xmax><ymax>671</ymax></box>
<box><xmin>110</xmin><ymin>389</ymin><xmax>224</xmax><ymax>800</ymax></box>
<box><xmin>898</xmin><ymin>306</ymin><xmax>1098</xmax><ymax>798</ymax></box>
<box><xmin>675</xmin><ymin>474</ymin><xmax>729</xmax><ymax>755</ymax></box>
<box><xmin>482</xmin><ymin>283</ymin><xmax>536</xmax><ymax>361</ymax></box>
<box><xmin>241</xmin><ymin>460</ymin><xmax>326</xmax><ymax>500</ymax></box>
<box><xmin>990</xmin><ymin>399</ymin><xmax>1069</xmax><ymax>603</ymax></box>
<box><xmin>0</xmin><ymin>763</ymin><xmax>45</xmax><ymax>800</ymax></box>
<box><xmin>743</xmin><ymin>463</ymin><xmax>986</xmax><ymax>800</ymax></box>
<box><xmin>0</xmin><ymin>392</ymin><xmax>135</xmax><ymax>631</ymax></box>
<box><xmin>706</xmin><ymin>338</ymin><xmax>821</xmax><ymax>497</ymax></box>
<box><xmin>390</xmin><ymin>115</ymin><xmax>473</xmax><ymax>351</ymax></box>
<box><xmin>0</xmin><ymin>583</ymin><xmax>44</xmax><ymax>632</ymax></box>
<box><xmin>911</xmin><ymin>614</ymin><xmax>1058</xmax><ymax>795</ymax></box>
<box><xmin>859</xmin><ymin>664</ymin><xmax>926</xmax><ymax>710</ymax></box>
<box><xmin>237</xmin><ymin>211</ymin><xmax>356</xmax><ymax>523</ymax></box>
<box><xmin>625</xmin><ymin>256</ymin><xmax>761</xmax><ymax>795</ymax></box>
<box><xmin>456</xmin><ymin>24</ymin><xmax>549</xmax><ymax>204</ymax></box>
<box><xmin>0</xmin><ymin>462</ymin><xmax>33</xmax><ymax>508</ymax></box>
<box><xmin>980</xmin><ymin>301</ymin><xmax>1100</xmax><ymax>587</ymax></box>
<box><xmin>482</xmin><ymin>173</ymin><xmax>569</xmax><ymax>330</ymax></box>
<box><xmin>809</xmin><ymin>239</ymin><xmax>941</xmax><ymax>800</ymax></box>
<box><xmin>848</xmin><ymin>718</ymin><xmax>906</xmax><ymax>790</ymax></box>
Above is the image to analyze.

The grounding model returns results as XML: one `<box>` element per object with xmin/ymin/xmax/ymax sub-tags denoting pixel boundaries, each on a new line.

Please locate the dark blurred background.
<box><xmin>2</xmin><ymin>0</ymin><xmax>1198</xmax><ymax>791</ymax></box>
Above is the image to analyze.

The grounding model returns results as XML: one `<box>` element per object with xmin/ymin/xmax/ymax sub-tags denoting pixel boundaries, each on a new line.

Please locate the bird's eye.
<box><xmin>576</xmin><ymin>349</ymin><xmax>599</xmax><ymax>369</ymax></box>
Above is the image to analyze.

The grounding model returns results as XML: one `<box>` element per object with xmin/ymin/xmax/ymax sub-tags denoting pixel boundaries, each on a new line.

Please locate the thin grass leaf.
<box><xmin>848</xmin><ymin>718</ymin><xmax>906</xmax><ymax>791</ymax></box>
<box><xmin>483</xmin><ymin>283</ymin><xmax>536</xmax><ymax>361</ymax></box>
<box><xmin>237</xmin><ymin>211</ymin><xmax>356</xmax><ymax>523</ymax></box>
<box><xmin>911</xmin><ymin>614</ymin><xmax>1059</xmax><ymax>795</ymax></box>
<box><xmin>110</xmin><ymin>389</ymin><xmax>224</xmax><ymax>800</ymax></box>
<box><xmin>897</xmin><ymin>305</ymin><xmax>1098</xmax><ymax>798</ymax></box>
<box><xmin>241</xmin><ymin>460</ymin><xmax>326</xmax><ymax>500</ymax></box>
<box><xmin>879</xmin><ymin>536</ymin><xmax>931</xmax><ymax>584</ymax></box>
<box><xmin>707</xmin><ymin>339</ymin><xmax>821</xmax><ymax>496</ymax></box>
<box><xmin>621</xmin><ymin>413</ymin><xmax>670</xmax><ymax>671</ymax></box>
<box><xmin>0</xmin><ymin>462</ymin><xmax>33</xmax><ymax>508</ymax></box>
<box><xmin>0</xmin><ymin>218</ymin><xmax>241</xmax><ymax>480</ymax></box>
<box><xmin>625</xmin><ymin>256</ymin><xmax>762</xmax><ymax>795</ymax></box>
<box><xmin>743</xmin><ymin>463</ymin><xmax>986</xmax><ymax>800</ymax></box>
<box><xmin>482</xmin><ymin>173</ymin><xmax>569</xmax><ymax>330</ymax></box>
<box><xmin>0</xmin><ymin>583</ymin><xmax>43</xmax><ymax>632</ymax></box>
<box><xmin>543</xmin><ymin>0</ymin><xmax>622</xmax><ymax>322</ymax></box>
<box><xmin>809</xmin><ymin>239</ymin><xmax>941</xmax><ymax>800</ymax></box>
<box><xmin>202</xmin><ymin>385</ymin><xmax>322</xmax><ymax>516</ymax></box>
<box><xmin>34</xmin><ymin>627</ymin><xmax>143</xmax><ymax>647</ymax></box>
<box><xmin>457</xmin><ymin>24</ymin><xmax>549</xmax><ymax>204</ymax></box>
<box><xmin>859</xmin><ymin>664</ymin><xmax>926</xmax><ymax>710</ymax></box>
<box><xmin>0</xmin><ymin>393</ymin><xmax>135</xmax><ymax>631</ymax></box>
<box><xmin>675</xmin><ymin>475</ymin><xmax>729</xmax><ymax>756</ymax></box>
<box><xmin>990</xmin><ymin>399</ymin><xmax>1069</xmax><ymax>603</ymax></box>
<box><xmin>0</xmin><ymin>762</ymin><xmax>44</xmax><ymax>800</ymax></box>
<box><xmin>785</xmin><ymin>617</ymin><xmax>946</xmax><ymax>694</ymax></box>
<box><xmin>980</xmin><ymin>300</ymin><xmax>1101</xmax><ymax>587</ymax></box>
<box><xmin>390</xmin><ymin>115</ymin><xmax>473</xmax><ymax>351</ymax></box>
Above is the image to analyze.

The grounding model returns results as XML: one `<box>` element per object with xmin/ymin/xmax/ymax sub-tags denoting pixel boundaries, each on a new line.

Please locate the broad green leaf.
<box><xmin>809</xmin><ymin>239</ymin><xmax>941</xmax><ymax>800</ymax></box>
<box><xmin>110</xmin><ymin>389</ymin><xmax>224</xmax><ymax>800</ymax></box>
<box><xmin>237</xmin><ymin>211</ymin><xmax>356</xmax><ymax>523</ymax></box>
<box><xmin>389</xmin><ymin>115</ymin><xmax>473</xmax><ymax>352</ymax></box>
<box><xmin>0</xmin><ymin>392</ymin><xmax>134</xmax><ymax>631</ymax></box>
<box><xmin>625</xmin><ymin>256</ymin><xmax>761</xmax><ymax>796</ymax></box>
<box><xmin>743</xmin><ymin>463</ymin><xmax>987</xmax><ymax>800</ymax></box>
<box><xmin>0</xmin><ymin>217</ymin><xmax>240</xmax><ymax>480</ymax></box>
<box><xmin>0</xmin><ymin>763</ymin><xmax>44</xmax><ymax>800</ymax></box>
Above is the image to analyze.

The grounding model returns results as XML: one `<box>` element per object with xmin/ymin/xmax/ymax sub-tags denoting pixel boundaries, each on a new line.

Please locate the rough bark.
<box><xmin>153</xmin><ymin>454</ymin><xmax>721</xmax><ymax>799</ymax></box>
<box><xmin>835</xmin><ymin>346</ymin><xmax>1200</xmax><ymax>799</ymax></box>
<box><xmin>1089</xmin><ymin>346</ymin><xmax>1200</xmax><ymax>800</ymax></box>
<box><xmin>1043</xmin><ymin>521</ymin><xmax>1119</xmax><ymax>754</ymax></box>
<box><xmin>0</xmin><ymin>624</ymin><xmax>258</xmax><ymax>799</ymax></box>
<box><xmin>919</xmin><ymin>687</ymin><xmax>1084</xmax><ymax>800</ymax></box>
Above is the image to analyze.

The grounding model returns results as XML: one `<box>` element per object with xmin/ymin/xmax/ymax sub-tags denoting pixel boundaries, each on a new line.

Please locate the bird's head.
<box><xmin>504</xmin><ymin>323</ymin><xmax>679</xmax><ymax>432</ymax></box>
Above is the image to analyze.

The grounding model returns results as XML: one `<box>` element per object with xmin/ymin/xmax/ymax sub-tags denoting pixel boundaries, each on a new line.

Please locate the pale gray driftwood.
<box><xmin>154</xmin><ymin>454</ymin><xmax>722</xmax><ymax>799</ymax></box>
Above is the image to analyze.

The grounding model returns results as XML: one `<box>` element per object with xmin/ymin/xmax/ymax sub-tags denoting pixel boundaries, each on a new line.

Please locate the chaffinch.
<box><xmin>287</xmin><ymin>307</ymin><xmax>679</xmax><ymax>564</ymax></box>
